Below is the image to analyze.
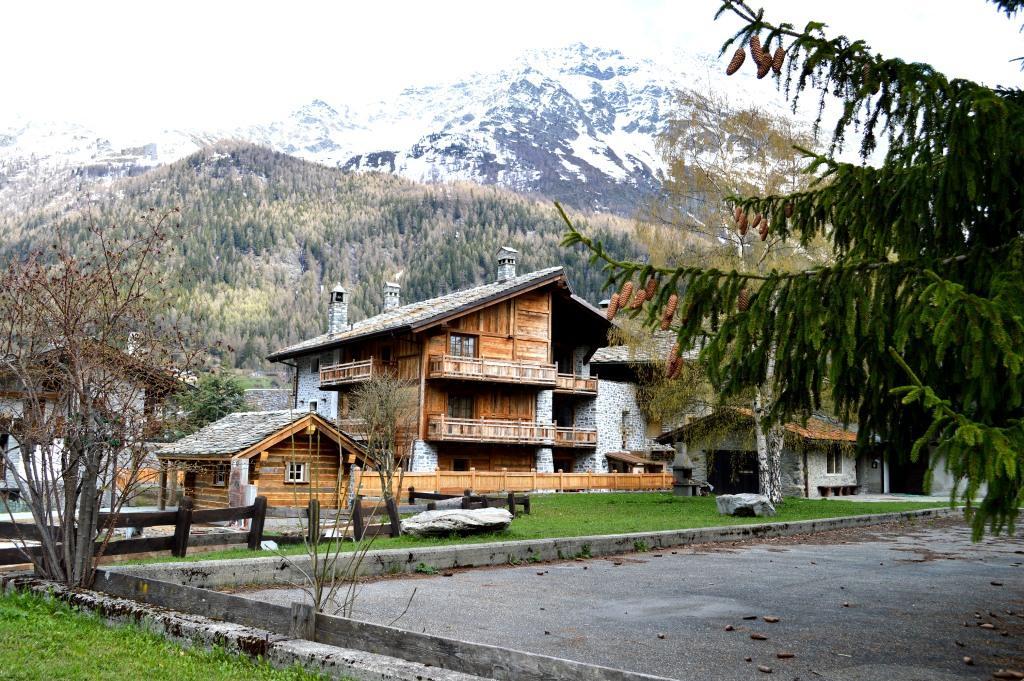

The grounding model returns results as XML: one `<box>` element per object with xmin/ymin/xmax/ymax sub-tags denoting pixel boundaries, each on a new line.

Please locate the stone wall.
<box><xmin>803</xmin><ymin>445</ymin><xmax>857</xmax><ymax>498</ymax></box>
<box><xmin>409</xmin><ymin>440</ymin><xmax>438</xmax><ymax>472</ymax></box>
<box><xmin>572</xmin><ymin>379</ymin><xmax>654</xmax><ymax>473</ymax></box>
<box><xmin>294</xmin><ymin>353</ymin><xmax>338</xmax><ymax>420</ymax></box>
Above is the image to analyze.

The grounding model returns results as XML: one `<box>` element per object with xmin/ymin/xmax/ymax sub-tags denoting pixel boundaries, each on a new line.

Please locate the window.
<box><xmin>453</xmin><ymin>458</ymin><xmax>470</xmax><ymax>472</ymax></box>
<box><xmin>212</xmin><ymin>464</ymin><xmax>228</xmax><ymax>487</ymax></box>
<box><xmin>447</xmin><ymin>395</ymin><xmax>474</xmax><ymax>419</ymax></box>
<box><xmin>381</xmin><ymin>346</ymin><xmax>393</xmax><ymax>363</ymax></box>
<box><xmin>448</xmin><ymin>334</ymin><xmax>477</xmax><ymax>358</ymax></box>
<box><xmin>309</xmin><ymin>401</ymin><xmax>318</xmax><ymax>413</ymax></box>
<box><xmin>310</xmin><ymin>357</ymin><xmax>320</xmax><ymax>374</ymax></box>
<box><xmin>826</xmin><ymin>449</ymin><xmax>843</xmax><ymax>475</ymax></box>
<box><xmin>285</xmin><ymin>461</ymin><xmax>309</xmax><ymax>484</ymax></box>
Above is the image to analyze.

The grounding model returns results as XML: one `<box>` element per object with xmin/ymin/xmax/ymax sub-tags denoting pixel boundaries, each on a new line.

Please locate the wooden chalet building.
<box><xmin>157</xmin><ymin>410</ymin><xmax>364</xmax><ymax>509</ymax></box>
<box><xmin>267</xmin><ymin>248</ymin><xmax>613</xmax><ymax>474</ymax></box>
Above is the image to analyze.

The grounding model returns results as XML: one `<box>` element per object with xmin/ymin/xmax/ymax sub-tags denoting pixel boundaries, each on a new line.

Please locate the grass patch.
<box><xmin>0</xmin><ymin>590</ymin><xmax>329</xmax><ymax>681</ymax></box>
<box><xmin>127</xmin><ymin>493</ymin><xmax>947</xmax><ymax>566</ymax></box>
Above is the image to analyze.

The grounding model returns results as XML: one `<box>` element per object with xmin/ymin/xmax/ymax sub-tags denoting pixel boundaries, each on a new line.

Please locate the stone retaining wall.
<box><xmin>112</xmin><ymin>507</ymin><xmax>958</xmax><ymax>590</ymax></box>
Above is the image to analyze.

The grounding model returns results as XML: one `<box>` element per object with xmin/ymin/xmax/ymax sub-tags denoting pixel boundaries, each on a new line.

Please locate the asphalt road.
<box><xmin>241</xmin><ymin>518</ymin><xmax>1024</xmax><ymax>680</ymax></box>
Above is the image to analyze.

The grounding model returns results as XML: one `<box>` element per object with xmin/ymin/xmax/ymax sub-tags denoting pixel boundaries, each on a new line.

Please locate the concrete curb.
<box><xmin>4</xmin><ymin>577</ymin><xmax>487</xmax><ymax>681</ymax></box>
<box><xmin>112</xmin><ymin>507</ymin><xmax>959</xmax><ymax>589</ymax></box>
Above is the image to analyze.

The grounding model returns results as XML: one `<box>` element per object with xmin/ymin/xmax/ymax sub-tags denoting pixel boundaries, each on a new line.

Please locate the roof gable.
<box><xmin>158</xmin><ymin>410</ymin><xmax>361</xmax><ymax>460</ymax></box>
<box><xmin>268</xmin><ymin>267</ymin><xmax>571</xmax><ymax>361</ymax></box>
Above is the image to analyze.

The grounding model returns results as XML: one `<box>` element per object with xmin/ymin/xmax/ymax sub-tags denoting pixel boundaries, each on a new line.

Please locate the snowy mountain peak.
<box><xmin>1</xmin><ymin>43</ymin><xmax>790</xmax><ymax>215</ymax></box>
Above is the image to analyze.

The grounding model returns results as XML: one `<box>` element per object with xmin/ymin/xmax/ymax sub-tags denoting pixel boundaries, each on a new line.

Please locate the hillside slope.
<box><xmin>1</xmin><ymin>144</ymin><xmax>642</xmax><ymax>369</ymax></box>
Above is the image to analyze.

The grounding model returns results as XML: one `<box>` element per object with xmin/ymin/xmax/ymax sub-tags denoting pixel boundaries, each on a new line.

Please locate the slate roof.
<box><xmin>591</xmin><ymin>331</ymin><xmax>700</xmax><ymax>365</ymax></box>
<box><xmin>657</xmin><ymin>408</ymin><xmax>858</xmax><ymax>445</ymax></box>
<box><xmin>268</xmin><ymin>267</ymin><xmax>565</xmax><ymax>361</ymax></box>
<box><xmin>243</xmin><ymin>389</ymin><xmax>292</xmax><ymax>411</ymax></box>
<box><xmin>158</xmin><ymin>410</ymin><xmax>309</xmax><ymax>459</ymax></box>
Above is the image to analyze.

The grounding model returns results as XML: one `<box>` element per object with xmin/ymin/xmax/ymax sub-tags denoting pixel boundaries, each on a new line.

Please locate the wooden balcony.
<box><xmin>336</xmin><ymin>418</ymin><xmax>368</xmax><ymax>439</ymax></box>
<box><xmin>554</xmin><ymin>426</ymin><xmax>598</xmax><ymax>448</ymax></box>
<box><xmin>427</xmin><ymin>355</ymin><xmax>557</xmax><ymax>386</ymax></box>
<box><xmin>319</xmin><ymin>358</ymin><xmax>395</xmax><ymax>388</ymax></box>
<box><xmin>554</xmin><ymin>373</ymin><xmax>598</xmax><ymax>396</ymax></box>
<box><xmin>427</xmin><ymin>415</ymin><xmax>556</xmax><ymax>445</ymax></box>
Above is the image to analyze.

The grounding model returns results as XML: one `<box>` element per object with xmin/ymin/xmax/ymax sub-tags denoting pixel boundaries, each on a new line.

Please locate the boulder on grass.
<box><xmin>716</xmin><ymin>493</ymin><xmax>776</xmax><ymax>517</ymax></box>
<box><xmin>402</xmin><ymin>508</ymin><xmax>513</xmax><ymax>538</ymax></box>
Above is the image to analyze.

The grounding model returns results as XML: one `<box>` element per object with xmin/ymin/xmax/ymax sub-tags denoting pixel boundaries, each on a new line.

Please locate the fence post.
<box><xmin>352</xmin><ymin>495</ymin><xmax>365</xmax><ymax>541</ymax></box>
<box><xmin>524</xmin><ymin>495</ymin><xmax>531</xmax><ymax>515</ymax></box>
<box><xmin>507</xmin><ymin>491</ymin><xmax>515</xmax><ymax>515</ymax></box>
<box><xmin>408</xmin><ymin>486</ymin><xmax>415</xmax><ymax>504</ymax></box>
<box><xmin>307</xmin><ymin>499</ymin><xmax>321</xmax><ymax>544</ymax></box>
<box><xmin>461</xmin><ymin>490</ymin><xmax>471</xmax><ymax>510</ymax></box>
<box><xmin>386</xmin><ymin>497</ymin><xmax>402</xmax><ymax>537</ymax></box>
<box><xmin>171</xmin><ymin>496</ymin><xmax>194</xmax><ymax>558</ymax></box>
<box><xmin>247</xmin><ymin>496</ymin><xmax>267</xmax><ymax>550</ymax></box>
<box><xmin>289</xmin><ymin>601</ymin><xmax>316</xmax><ymax>640</ymax></box>
<box><xmin>434</xmin><ymin>470</ymin><xmax>440</xmax><ymax>494</ymax></box>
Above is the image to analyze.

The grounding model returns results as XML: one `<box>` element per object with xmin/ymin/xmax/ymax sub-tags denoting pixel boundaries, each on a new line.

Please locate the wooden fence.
<box><xmin>354</xmin><ymin>469</ymin><xmax>673</xmax><ymax>497</ymax></box>
<box><xmin>0</xmin><ymin>496</ymin><xmax>267</xmax><ymax>566</ymax></box>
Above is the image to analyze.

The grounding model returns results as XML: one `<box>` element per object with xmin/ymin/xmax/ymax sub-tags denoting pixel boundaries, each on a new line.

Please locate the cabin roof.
<box><xmin>157</xmin><ymin>410</ymin><xmax>356</xmax><ymax>460</ymax></box>
<box><xmin>268</xmin><ymin>266</ymin><xmax>596</xmax><ymax>361</ymax></box>
<box><xmin>656</xmin><ymin>408</ymin><xmax>858</xmax><ymax>445</ymax></box>
<box><xmin>590</xmin><ymin>330</ymin><xmax>700</xmax><ymax>365</ymax></box>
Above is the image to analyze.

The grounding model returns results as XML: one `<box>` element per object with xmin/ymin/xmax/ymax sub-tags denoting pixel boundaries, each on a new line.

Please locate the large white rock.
<box><xmin>402</xmin><ymin>508</ymin><xmax>513</xmax><ymax>537</ymax></box>
<box><xmin>715</xmin><ymin>493</ymin><xmax>777</xmax><ymax>517</ymax></box>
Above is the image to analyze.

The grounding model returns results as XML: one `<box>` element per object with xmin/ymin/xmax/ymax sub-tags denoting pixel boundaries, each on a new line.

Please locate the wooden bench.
<box><xmin>818</xmin><ymin>485</ymin><xmax>859</xmax><ymax>497</ymax></box>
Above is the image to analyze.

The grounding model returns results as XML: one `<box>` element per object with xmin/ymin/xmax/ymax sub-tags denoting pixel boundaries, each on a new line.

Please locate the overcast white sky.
<box><xmin>3</xmin><ymin>1</ymin><xmax>1022</xmax><ymax>132</ymax></box>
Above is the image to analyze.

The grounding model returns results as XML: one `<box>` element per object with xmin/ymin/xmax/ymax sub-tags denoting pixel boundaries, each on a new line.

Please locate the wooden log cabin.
<box><xmin>157</xmin><ymin>410</ymin><xmax>364</xmax><ymax>509</ymax></box>
<box><xmin>266</xmin><ymin>248</ymin><xmax>612</xmax><ymax>474</ymax></box>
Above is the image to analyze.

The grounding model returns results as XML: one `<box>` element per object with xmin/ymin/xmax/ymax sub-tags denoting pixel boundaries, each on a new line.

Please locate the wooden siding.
<box><xmin>436</xmin><ymin>445</ymin><xmax>536</xmax><ymax>473</ymax></box>
<box><xmin>189</xmin><ymin>465</ymin><xmax>230</xmax><ymax>509</ymax></box>
<box><xmin>254</xmin><ymin>434</ymin><xmax>344</xmax><ymax>509</ymax></box>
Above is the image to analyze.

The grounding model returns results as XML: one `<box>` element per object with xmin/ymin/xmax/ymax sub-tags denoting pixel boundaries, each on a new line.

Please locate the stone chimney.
<box><xmin>496</xmin><ymin>246</ymin><xmax>518</xmax><ymax>282</ymax></box>
<box><xmin>383</xmin><ymin>281</ymin><xmax>401</xmax><ymax>311</ymax></box>
<box><xmin>327</xmin><ymin>284</ymin><xmax>348</xmax><ymax>333</ymax></box>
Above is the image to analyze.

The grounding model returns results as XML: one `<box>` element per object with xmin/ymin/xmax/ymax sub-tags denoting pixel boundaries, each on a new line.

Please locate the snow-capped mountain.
<box><xmin>0</xmin><ymin>43</ymin><xmax>785</xmax><ymax>215</ymax></box>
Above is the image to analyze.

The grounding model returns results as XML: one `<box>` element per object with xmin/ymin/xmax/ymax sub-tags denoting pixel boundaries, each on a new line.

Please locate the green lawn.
<box><xmin>127</xmin><ymin>492</ymin><xmax>948</xmax><ymax>565</ymax></box>
<box><xmin>0</xmin><ymin>590</ymin><xmax>328</xmax><ymax>681</ymax></box>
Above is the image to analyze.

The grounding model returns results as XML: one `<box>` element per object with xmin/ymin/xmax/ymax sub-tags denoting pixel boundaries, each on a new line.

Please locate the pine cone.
<box><xmin>667</xmin><ymin>356</ymin><xmax>682</xmax><ymax>379</ymax></box>
<box><xmin>772</xmin><ymin>47</ymin><xmax>785</xmax><ymax>75</ymax></box>
<box><xmin>629</xmin><ymin>290</ymin><xmax>647</xmax><ymax>309</ymax></box>
<box><xmin>749</xmin><ymin>35</ymin><xmax>764</xmax><ymax>67</ymax></box>
<box><xmin>726</xmin><ymin>48</ymin><xmax>746</xmax><ymax>76</ymax></box>
<box><xmin>738</xmin><ymin>212</ymin><xmax>748</xmax><ymax>234</ymax></box>
<box><xmin>784</xmin><ymin>202</ymin><xmax>794</xmax><ymax>218</ymax></box>
<box><xmin>733</xmin><ymin>205</ymin><xmax>743</xmax><ymax>223</ymax></box>
<box><xmin>644</xmin><ymin>277</ymin><xmax>657</xmax><ymax>300</ymax></box>
<box><xmin>759</xmin><ymin>222</ymin><xmax>769</xmax><ymax>241</ymax></box>
<box><xmin>751</xmin><ymin>213</ymin><xmax>762</xmax><ymax>230</ymax></box>
<box><xmin>606</xmin><ymin>293</ymin><xmax>620</xmax><ymax>319</ymax></box>
<box><xmin>738</xmin><ymin>287</ymin><xmax>750</xmax><ymax>312</ymax></box>
<box><xmin>757</xmin><ymin>60</ymin><xmax>771</xmax><ymax>79</ymax></box>
<box><xmin>660</xmin><ymin>293</ymin><xmax>678</xmax><ymax>330</ymax></box>
<box><xmin>619</xmin><ymin>281</ymin><xmax>634</xmax><ymax>305</ymax></box>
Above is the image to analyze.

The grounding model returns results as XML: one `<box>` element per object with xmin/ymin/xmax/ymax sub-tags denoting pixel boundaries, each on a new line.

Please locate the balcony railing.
<box><xmin>427</xmin><ymin>415</ymin><xmax>556</xmax><ymax>445</ymax></box>
<box><xmin>554</xmin><ymin>426</ymin><xmax>598</xmax><ymax>448</ymax></box>
<box><xmin>554</xmin><ymin>373</ymin><xmax>598</xmax><ymax>396</ymax></box>
<box><xmin>336</xmin><ymin>418</ymin><xmax>368</xmax><ymax>439</ymax></box>
<box><xmin>428</xmin><ymin>355</ymin><xmax>557</xmax><ymax>386</ymax></box>
<box><xmin>320</xmin><ymin>358</ymin><xmax>395</xmax><ymax>388</ymax></box>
